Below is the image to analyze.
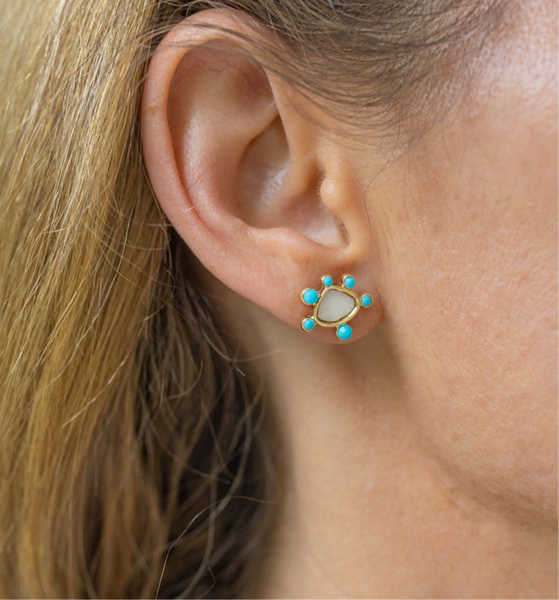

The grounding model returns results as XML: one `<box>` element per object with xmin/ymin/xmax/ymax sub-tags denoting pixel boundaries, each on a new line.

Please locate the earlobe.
<box><xmin>141</xmin><ymin>9</ymin><xmax>381</xmax><ymax>342</ymax></box>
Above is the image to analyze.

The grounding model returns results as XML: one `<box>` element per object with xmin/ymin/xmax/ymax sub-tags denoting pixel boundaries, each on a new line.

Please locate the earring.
<box><xmin>300</xmin><ymin>274</ymin><xmax>373</xmax><ymax>341</ymax></box>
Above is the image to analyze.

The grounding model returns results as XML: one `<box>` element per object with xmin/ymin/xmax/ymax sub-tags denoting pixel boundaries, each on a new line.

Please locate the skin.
<box><xmin>141</xmin><ymin>2</ymin><xmax>557</xmax><ymax>597</ymax></box>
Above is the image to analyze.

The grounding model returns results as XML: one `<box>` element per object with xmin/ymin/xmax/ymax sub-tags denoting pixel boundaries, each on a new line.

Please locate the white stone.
<box><xmin>317</xmin><ymin>289</ymin><xmax>356</xmax><ymax>322</ymax></box>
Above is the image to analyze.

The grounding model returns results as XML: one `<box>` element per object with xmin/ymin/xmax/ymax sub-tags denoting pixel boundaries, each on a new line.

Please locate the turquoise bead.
<box><xmin>322</xmin><ymin>275</ymin><xmax>333</xmax><ymax>287</ymax></box>
<box><xmin>361</xmin><ymin>294</ymin><xmax>372</xmax><ymax>307</ymax></box>
<box><xmin>303</xmin><ymin>288</ymin><xmax>319</xmax><ymax>305</ymax></box>
<box><xmin>336</xmin><ymin>324</ymin><xmax>353</xmax><ymax>340</ymax></box>
<box><xmin>343</xmin><ymin>276</ymin><xmax>355</xmax><ymax>289</ymax></box>
<box><xmin>302</xmin><ymin>318</ymin><xmax>315</xmax><ymax>331</ymax></box>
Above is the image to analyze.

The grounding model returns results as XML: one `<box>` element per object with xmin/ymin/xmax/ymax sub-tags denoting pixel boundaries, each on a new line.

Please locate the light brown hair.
<box><xmin>0</xmin><ymin>0</ymin><xmax>497</xmax><ymax>597</ymax></box>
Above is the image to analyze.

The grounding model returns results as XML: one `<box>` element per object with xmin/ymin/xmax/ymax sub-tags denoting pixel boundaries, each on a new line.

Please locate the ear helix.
<box><xmin>300</xmin><ymin>274</ymin><xmax>373</xmax><ymax>341</ymax></box>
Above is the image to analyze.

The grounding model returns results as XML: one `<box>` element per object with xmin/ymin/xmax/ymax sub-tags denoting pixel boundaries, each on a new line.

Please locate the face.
<box><xmin>370</xmin><ymin>0</ymin><xmax>557</xmax><ymax>522</ymax></box>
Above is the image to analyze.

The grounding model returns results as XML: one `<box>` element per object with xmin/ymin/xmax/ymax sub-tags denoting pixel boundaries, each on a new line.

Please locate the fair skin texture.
<box><xmin>141</xmin><ymin>3</ymin><xmax>557</xmax><ymax>598</ymax></box>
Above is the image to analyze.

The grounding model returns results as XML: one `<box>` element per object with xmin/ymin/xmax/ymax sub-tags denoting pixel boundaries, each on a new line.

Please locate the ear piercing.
<box><xmin>300</xmin><ymin>274</ymin><xmax>373</xmax><ymax>341</ymax></box>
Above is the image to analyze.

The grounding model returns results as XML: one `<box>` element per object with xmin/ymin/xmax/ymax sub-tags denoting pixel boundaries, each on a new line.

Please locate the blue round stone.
<box><xmin>343</xmin><ymin>276</ymin><xmax>356</xmax><ymax>289</ymax></box>
<box><xmin>302</xmin><ymin>318</ymin><xmax>315</xmax><ymax>331</ymax></box>
<box><xmin>336</xmin><ymin>324</ymin><xmax>353</xmax><ymax>340</ymax></box>
<box><xmin>302</xmin><ymin>288</ymin><xmax>319</xmax><ymax>305</ymax></box>
<box><xmin>361</xmin><ymin>294</ymin><xmax>372</xmax><ymax>307</ymax></box>
<box><xmin>321</xmin><ymin>275</ymin><xmax>333</xmax><ymax>287</ymax></box>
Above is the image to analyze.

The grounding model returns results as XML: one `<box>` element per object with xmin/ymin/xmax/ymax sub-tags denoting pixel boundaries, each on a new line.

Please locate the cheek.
<box><xmin>381</xmin><ymin>93</ymin><xmax>557</xmax><ymax>522</ymax></box>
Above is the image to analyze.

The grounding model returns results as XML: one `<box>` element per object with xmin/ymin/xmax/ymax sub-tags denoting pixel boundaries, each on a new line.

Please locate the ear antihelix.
<box><xmin>300</xmin><ymin>273</ymin><xmax>373</xmax><ymax>341</ymax></box>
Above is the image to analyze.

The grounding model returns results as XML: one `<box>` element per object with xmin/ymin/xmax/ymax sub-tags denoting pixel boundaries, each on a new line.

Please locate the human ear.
<box><xmin>141</xmin><ymin>8</ymin><xmax>382</xmax><ymax>343</ymax></box>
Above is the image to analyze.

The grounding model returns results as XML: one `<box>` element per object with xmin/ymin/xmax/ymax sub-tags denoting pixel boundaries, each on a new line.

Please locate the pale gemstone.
<box><xmin>317</xmin><ymin>289</ymin><xmax>356</xmax><ymax>322</ymax></box>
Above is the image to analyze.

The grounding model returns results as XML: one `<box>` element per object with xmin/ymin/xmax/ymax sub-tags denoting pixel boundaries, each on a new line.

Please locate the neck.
<box><xmin>242</xmin><ymin>319</ymin><xmax>557</xmax><ymax>599</ymax></box>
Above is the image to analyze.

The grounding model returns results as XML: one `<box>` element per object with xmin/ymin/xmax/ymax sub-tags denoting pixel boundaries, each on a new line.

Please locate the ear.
<box><xmin>141</xmin><ymin>8</ymin><xmax>381</xmax><ymax>343</ymax></box>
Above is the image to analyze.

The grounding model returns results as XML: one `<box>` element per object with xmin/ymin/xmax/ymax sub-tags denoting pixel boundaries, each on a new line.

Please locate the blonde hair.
<box><xmin>0</xmin><ymin>0</ymin><xmax>495</xmax><ymax>596</ymax></box>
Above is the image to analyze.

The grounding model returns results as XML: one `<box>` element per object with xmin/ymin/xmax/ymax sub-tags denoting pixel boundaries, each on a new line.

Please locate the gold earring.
<box><xmin>300</xmin><ymin>274</ymin><xmax>373</xmax><ymax>341</ymax></box>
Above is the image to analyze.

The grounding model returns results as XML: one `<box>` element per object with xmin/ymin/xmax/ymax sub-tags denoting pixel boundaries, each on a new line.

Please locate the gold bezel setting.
<box><xmin>300</xmin><ymin>274</ymin><xmax>373</xmax><ymax>341</ymax></box>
